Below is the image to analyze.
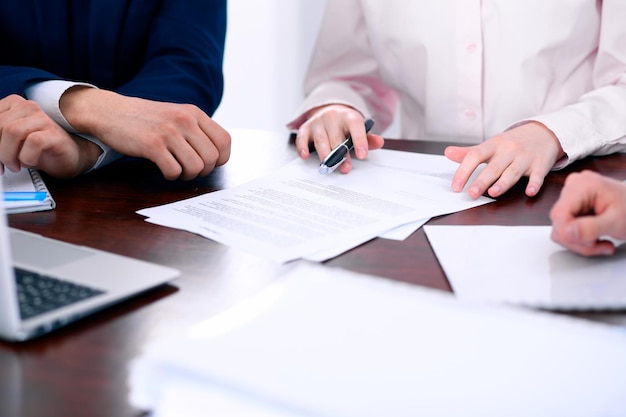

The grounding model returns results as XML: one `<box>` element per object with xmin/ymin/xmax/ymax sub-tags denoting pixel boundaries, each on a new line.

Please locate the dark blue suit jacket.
<box><xmin>0</xmin><ymin>0</ymin><xmax>226</xmax><ymax>116</ymax></box>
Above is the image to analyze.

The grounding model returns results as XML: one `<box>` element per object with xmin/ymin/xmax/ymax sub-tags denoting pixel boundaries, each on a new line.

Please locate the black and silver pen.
<box><xmin>318</xmin><ymin>118</ymin><xmax>375</xmax><ymax>174</ymax></box>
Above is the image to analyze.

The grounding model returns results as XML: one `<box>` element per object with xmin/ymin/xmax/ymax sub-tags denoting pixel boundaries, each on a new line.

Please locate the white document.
<box><xmin>377</xmin><ymin>217</ymin><xmax>430</xmax><ymax>240</ymax></box>
<box><xmin>372</xmin><ymin>148</ymin><xmax>481</xmax><ymax>240</ymax></box>
<box><xmin>424</xmin><ymin>225</ymin><xmax>626</xmax><ymax>310</ymax></box>
<box><xmin>138</xmin><ymin>150</ymin><xmax>492</xmax><ymax>263</ymax></box>
<box><xmin>129</xmin><ymin>261</ymin><xmax>626</xmax><ymax>417</ymax></box>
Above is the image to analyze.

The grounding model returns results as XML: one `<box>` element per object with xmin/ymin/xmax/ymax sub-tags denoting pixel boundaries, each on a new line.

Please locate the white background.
<box><xmin>212</xmin><ymin>0</ymin><xmax>327</xmax><ymax>133</ymax></box>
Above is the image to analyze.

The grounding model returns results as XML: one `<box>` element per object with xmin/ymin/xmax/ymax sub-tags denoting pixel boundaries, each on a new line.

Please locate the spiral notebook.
<box><xmin>1</xmin><ymin>168</ymin><xmax>56</xmax><ymax>214</ymax></box>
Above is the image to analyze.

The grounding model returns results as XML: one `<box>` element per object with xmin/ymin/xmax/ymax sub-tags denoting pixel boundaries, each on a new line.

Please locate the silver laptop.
<box><xmin>0</xmin><ymin>180</ymin><xmax>180</xmax><ymax>341</ymax></box>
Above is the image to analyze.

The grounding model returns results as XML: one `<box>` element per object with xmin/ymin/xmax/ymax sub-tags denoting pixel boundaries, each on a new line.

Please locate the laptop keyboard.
<box><xmin>15</xmin><ymin>268</ymin><xmax>105</xmax><ymax>320</ymax></box>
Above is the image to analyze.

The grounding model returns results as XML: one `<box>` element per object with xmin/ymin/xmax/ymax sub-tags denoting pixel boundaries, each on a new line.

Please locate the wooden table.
<box><xmin>2</xmin><ymin>130</ymin><xmax>626</xmax><ymax>417</ymax></box>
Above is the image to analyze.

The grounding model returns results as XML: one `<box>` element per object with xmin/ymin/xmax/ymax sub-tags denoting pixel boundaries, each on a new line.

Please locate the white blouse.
<box><xmin>289</xmin><ymin>0</ymin><xmax>626</xmax><ymax>167</ymax></box>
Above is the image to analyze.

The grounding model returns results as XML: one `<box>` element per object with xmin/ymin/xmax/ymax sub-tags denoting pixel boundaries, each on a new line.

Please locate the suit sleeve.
<box><xmin>0</xmin><ymin>0</ymin><xmax>226</xmax><ymax>116</ymax></box>
<box><xmin>115</xmin><ymin>0</ymin><xmax>227</xmax><ymax>116</ymax></box>
<box><xmin>0</xmin><ymin>67</ymin><xmax>63</xmax><ymax>98</ymax></box>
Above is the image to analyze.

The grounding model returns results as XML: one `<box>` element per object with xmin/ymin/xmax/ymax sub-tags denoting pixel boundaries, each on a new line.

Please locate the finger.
<box><xmin>549</xmin><ymin>201</ymin><xmax>575</xmax><ymax>227</ymax></box>
<box><xmin>337</xmin><ymin>155</ymin><xmax>353</xmax><ymax>174</ymax></box>
<box><xmin>552</xmin><ymin>216</ymin><xmax>608</xmax><ymax>250</ymax></box>
<box><xmin>524</xmin><ymin>170</ymin><xmax>547</xmax><ymax>197</ymax></box>
<box><xmin>198</xmin><ymin>117</ymin><xmax>231</xmax><ymax>167</ymax></box>
<box><xmin>338</xmin><ymin>134</ymin><xmax>384</xmax><ymax>174</ymax></box>
<box><xmin>183</xmin><ymin>145</ymin><xmax>217</xmax><ymax>180</ymax></box>
<box><xmin>0</xmin><ymin>119</ymin><xmax>32</xmax><ymax>172</ymax></box>
<box><xmin>522</xmin><ymin>155</ymin><xmax>555</xmax><ymax>197</ymax></box>
<box><xmin>344</xmin><ymin>116</ymin><xmax>369</xmax><ymax>159</ymax></box>
<box><xmin>140</xmin><ymin>137</ymin><xmax>185</xmax><ymax>180</ymax></box>
<box><xmin>566</xmin><ymin>241</ymin><xmax>615</xmax><ymax>257</ymax></box>
<box><xmin>327</xmin><ymin>120</ymin><xmax>361</xmax><ymax>173</ymax></box>
<box><xmin>483</xmin><ymin>159</ymin><xmax>527</xmax><ymax>198</ymax></box>
<box><xmin>326</xmin><ymin>118</ymin><xmax>351</xmax><ymax>149</ymax></box>
<box><xmin>486</xmin><ymin>157</ymin><xmax>548</xmax><ymax>198</ymax></box>
<box><xmin>577</xmin><ymin>210</ymin><xmax>626</xmax><ymax>245</ymax></box>
<box><xmin>466</xmin><ymin>153</ymin><xmax>514</xmax><ymax>199</ymax></box>
<box><xmin>549</xmin><ymin>179</ymin><xmax>593</xmax><ymax>225</ymax></box>
<box><xmin>192</xmin><ymin>118</ymin><xmax>231</xmax><ymax>176</ymax></box>
<box><xmin>15</xmin><ymin>130</ymin><xmax>48</xmax><ymax>168</ymax></box>
<box><xmin>152</xmin><ymin>151</ymin><xmax>184</xmax><ymax>180</ymax></box>
<box><xmin>444</xmin><ymin>145</ymin><xmax>470</xmax><ymax>164</ymax></box>
<box><xmin>294</xmin><ymin>126</ymin><xmax>312</xmax><ymax>159</ymax></box>
<box><xmin>550</xmin><ymin>220</ymin><xmax>609</xmax><ymax>256</ymax></box>
<box><xmin>0</xmin><ymin>94</ymin><xmax>26</xmax><ymax>114</ymax></box>
<box><xmin>560</xmin><ymin>240</ymin><xmax>615</xmax><ymax>257</ymax></box>
<box><xmin>446</xmin><ymin>145</ymin><xmax>491</xmax><ymax>193</ymax></box>
<box><xmin>161</xmin><ymin>117</ymin><xmax>223</xmax><ymax>179</ymax></box>
<box><xmin>366</xmin><ymin>133</ymin><xmax>385</xmax><ymax>150</ymax></box>
<box><xmin>313</xmin><ymin>121</ymin><xmax>345</xmax><ymax>162</ymax></box>
<box><xmin>1</xmin><ymin>101</ymin><xmax>64</xmax><ymax>172</ymax></box>
<box><xmin>170</xmin><ymin>140</ymin><xmax>210</xmax><ymax>180</ymax></box>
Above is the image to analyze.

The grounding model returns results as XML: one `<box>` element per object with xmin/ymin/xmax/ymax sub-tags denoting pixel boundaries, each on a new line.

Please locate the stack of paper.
<box><xmin>138</xmin><ymin>150</ymin><xmax>493</xmax><ymax>262</ymax></box>
<box><xmin>129</xmin><ymin>262</ymin><xmax>626</xmax><ymax>417</ymax></box>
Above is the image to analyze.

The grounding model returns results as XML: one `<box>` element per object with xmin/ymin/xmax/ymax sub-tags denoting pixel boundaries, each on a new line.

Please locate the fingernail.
<box><xmin>355</xmin><ymin>146</ymin><xmax>367</xmax><ymax>159</ymax></box>
<box><xmin>490</xmin><ymin>184</ymin><xmax>502</xmax><ymax>196</ymax></box>
<box><xmin>452</xmin><ymin>179</ymin><xmax>463</xmax><ymax>192</ymax></box>
<box><xmin>527</xmin><ymin>186</ymin><xmax>537</xmax><ymax>196</ymax></box>
<box><xmin>299</xmin><ymin>148</ymin><xmax>308</xmax><ymax>158</ymax></box>
<box><xmin>469</xmin><ymin>185</ymin><xmax>481</xmax><ymax>197</ymax></box>
<box><xmin>600</xmin><ymin>247</ymin><xmax>614</xmax><ymax>256</ymax></box>
<box><xmin>566</xmin><ymin>223</ymin><xmax>581</xmax><ymax>243</ymax></box>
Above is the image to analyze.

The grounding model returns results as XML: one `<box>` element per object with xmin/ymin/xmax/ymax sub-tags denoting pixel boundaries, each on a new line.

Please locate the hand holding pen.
<box><xmin>319</xmin><ymin>118</ymin><xmax>375</xmax><ymax>174</ymax></box>
<box><xmin>293</xmin><ymin>104</ymin><xmax>384</xmax><ymax>174</ymax></box>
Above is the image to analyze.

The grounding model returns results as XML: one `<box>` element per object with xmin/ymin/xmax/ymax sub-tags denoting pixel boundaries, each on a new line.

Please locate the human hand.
<box><xmin>60</xmin><ymin>87</ymin><xmax>231</xmax><ymax>180</ymax></box>
<box><xmin>295</xmin><ymin>104</ymin><xmax>384</xmax><ymax>174</ymax></box>
<box><xmin>444</xmin><ymin>122</ymin><xmax>565</xmax><ymax>199</ymax></box>
<box><xmin>0</xmin><ymin>94</ymin><xmax>102</xmax><ymax>178</ymax></box>
<box><xmin>549</xmin><ymin>170</ymin><xmax>626</xmax><ymax>256</ymax></box>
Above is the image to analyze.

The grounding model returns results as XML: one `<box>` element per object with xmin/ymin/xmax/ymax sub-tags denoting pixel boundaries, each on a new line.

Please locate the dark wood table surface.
<box><xmin>2</xmin><ymin>129</ymin><xmax>626</xmax><ymax>417</ymax></box>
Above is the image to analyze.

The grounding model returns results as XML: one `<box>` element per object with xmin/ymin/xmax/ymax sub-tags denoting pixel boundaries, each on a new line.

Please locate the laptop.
<box><xmin>0</xmin><ymin>179</ymin><xmax>180</xmax><ymax>341</ymax></box>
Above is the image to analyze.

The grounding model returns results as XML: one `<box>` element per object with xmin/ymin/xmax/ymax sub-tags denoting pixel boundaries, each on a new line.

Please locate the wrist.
<box><xmin>59</xmin><ymin>86</ymin><xmax>112</xmax><ymax>137</ymax></box>
<box><xmin>527</xmin><ymin>121</ymin><xmax>566</xmax><ymax>160</ymax></box>
<box><xmin>306</xmin><ymin>103</ymin><xmax>362</xmax><ymax>120</ymax></box>
<box><xmin>73</xmin><ymin>134</ymin><xmax>104</xmax><ymax>174</ymax></box>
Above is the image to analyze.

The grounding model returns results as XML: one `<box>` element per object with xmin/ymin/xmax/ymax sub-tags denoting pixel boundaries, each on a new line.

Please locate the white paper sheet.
<box><xmin>139</xmin><ymin>151</ymin><xmax>492</xmax><ymax>262</ymax></box>
<box><xmin>424</xmin><ymin>225</ymin><xmax>626</xmax><ymax>310</ymax></box>
<box><xmin>377</xmin><ymin>218</ymin><xmax>430</xmax><ymax>240</ymax></box>
<box><xmin>129</xmin><ymin>261</ymin><xmax>626</xmax><ymax>417</ymax></box>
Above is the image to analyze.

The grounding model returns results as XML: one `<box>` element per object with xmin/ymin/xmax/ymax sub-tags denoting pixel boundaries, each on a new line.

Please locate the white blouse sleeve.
<box><xmin>514</xmin><ymin>1</ymin><xmax>626</xmax><ymax>168</ymax></box>
<box><xmin>287</xmin><ymin>0</ymin><xmax>398</xmax><ymax>133</ymax></box>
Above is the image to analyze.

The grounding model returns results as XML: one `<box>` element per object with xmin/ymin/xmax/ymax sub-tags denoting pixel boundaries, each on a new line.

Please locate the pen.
<box><xmin>3</xmin><ymin>192</ymin><xmax>47</xmax><ymax>202</ymax></box>
<box><xmin>319</xmin><ymin>119</ymin><xmax>375</xmax><ymax>175</ymax></box>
